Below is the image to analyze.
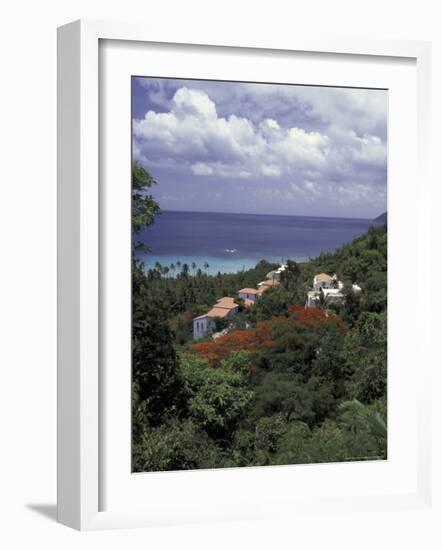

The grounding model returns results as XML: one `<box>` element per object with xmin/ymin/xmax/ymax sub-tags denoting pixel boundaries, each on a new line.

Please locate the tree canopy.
<box><xmin>132</xmin><ymin>192</ymin><xmax>388</xmax><ymax>471</ymax></box>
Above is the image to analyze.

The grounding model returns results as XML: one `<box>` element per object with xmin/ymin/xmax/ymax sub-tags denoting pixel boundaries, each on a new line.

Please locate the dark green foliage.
<box><xmin>131</xmin><ymin>164</ymin><xmax>185</xmax><ymax>444</ymax></box>
<box><xmin>280</xmin><ymin>260</ymin><xmax>301</xmax><ymax>298</ymax></box>
<box><xmin>132</xmin><ymin>420</ymin><xmax>219</xmax><ymax>472</ymax></box>
<box><xmin>131</xmin><ymin>177</ymin><xmax>387</xmax><ymax>471</ymax></box>
<box><xmin>344</xmin><ymin>311</ymin><xmax>387</xmax><ymax>403</ymax></box>
<box><xmin>140</xmin><ymin>259</ymin><xmax>278</xmax><ymax>339</ymax></box>
<box><xmin>132</xmin><ymin>261</ymin><xmax>186</xmax><ymax>435</ymax></box>
<box><xmin>247</xmin><ymin>287</ymin><xmax>294</xmax><ymax>322</ymax></box>
<box><xmin>132</xmin><ymin>162</ymin><xmax>161</xmax><ymax>242</ymax></box>
<box><xmin>180</xmin><ymin>354</ymin><xmax>254</xmax><ymax>440</ymax></box>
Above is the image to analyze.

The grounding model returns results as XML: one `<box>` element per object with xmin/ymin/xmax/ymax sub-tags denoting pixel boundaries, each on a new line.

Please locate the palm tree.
<box><xmin>169</xmin><ymin>263</ymin><xmax>175</xmax><ymax>278</ymax></box>
<box><xmin>203</xmin><ymin>261</ymin><xmax>209</xmax><ymax>276</ymax></box>
<box><xmin>154</xmin><ymin>261</ymin><xmax>162</xmax><ymax>274</ymax></box>
<box><xmin>191</xmin><ymin>261</ymin><xmax>197</xmax><ymax>276</ymax></box>
<box><xmin>181</xmin><ymin>263</ymin><xmax>189</xmax><ymax>277</ymax></box>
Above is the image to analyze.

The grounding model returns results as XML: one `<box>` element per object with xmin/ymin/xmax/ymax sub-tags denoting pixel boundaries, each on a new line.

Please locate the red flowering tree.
<box><xmin>192</xmin><ymin>321</ymin><xmax>273</xmax><ymax>364</ymax></box>
<box><xmin>288</xmin><ymin>306</ymin><xmax>348</xmax><ymax>334</ymax></box>
<box><xmin>192</xmin><ymin>307</ymin><xmax>347</xmax><ymax>367</ymax></box>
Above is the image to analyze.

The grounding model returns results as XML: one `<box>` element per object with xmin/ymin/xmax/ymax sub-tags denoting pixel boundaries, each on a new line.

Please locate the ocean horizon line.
<box><xmin>158</xmin><ymin>209</ymin><xmax>383</xmax><ymax>222</ymax></box>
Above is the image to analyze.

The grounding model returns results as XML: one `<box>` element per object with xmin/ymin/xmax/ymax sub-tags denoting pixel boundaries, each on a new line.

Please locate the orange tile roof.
<box><xmin>244</xmin><ymin>299</ymin><xmax>255</xmax><ymax>307</ymax></box>
<box><xmin>207</xmin><ymin>307</ymin><xmax>233</xmax><ymax>318</ymax></box>
<box><xmin>193</xmin><ymin>296</ymin><xmax>238</xmax><ymax>321</ymax></box>
<box><xmin>238</xmin><ymin>288</ymin><xmax>259</xmax><ymax>294</ymax></box>
<box><xmin>314</xmin><ymin>273</ymin><xmax>333</xmax><ymax>281</ymax></box>
<box><xmin>215</xmin><ymin>297</ymin><xmax>237</xmax><ymax>309</ymax></box>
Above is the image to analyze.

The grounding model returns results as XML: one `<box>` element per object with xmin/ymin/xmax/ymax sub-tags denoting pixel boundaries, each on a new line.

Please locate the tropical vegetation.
<box><xmin>131</xmin><ymin>163</ymin><xmax>387</xmax><ymax>472</ymax></box>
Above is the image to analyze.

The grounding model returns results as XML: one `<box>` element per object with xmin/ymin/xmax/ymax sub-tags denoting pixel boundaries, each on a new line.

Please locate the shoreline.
<box><xmin>139</xmin><ymin>256</ymin><xmax>307</xmax><ymax>276</ymax></box>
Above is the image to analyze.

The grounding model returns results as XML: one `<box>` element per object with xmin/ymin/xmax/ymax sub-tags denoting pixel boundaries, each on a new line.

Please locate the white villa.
<box><xmin>313</xmin><ymin>272</ymin><xmax>342</xmax><ymax>291</ymax></box>
<box><xmin>306</xmin><ymin>272</ymin><xmax>361</xmax><ymax>308</ymax></box>
<box><xmin>192</xmin><ymin>264</ymin><xmax>362</xmax><ymax>339</ymax></box>
<box><xmin>193</xmin><ymin>297</ymin><xmax>239</xmax><ymax>340</ymax></box>
<box><xmin>265</xmin><ymin>264</ymin><xmax>287</xmax><ymax>282</ymax></box>
<box><xmin>238</xmin><ymin>279</ymin><xmax>280</xmax><ymax>304</ymax></box>
<box><xmin>237</xmin><ymin>288</ymin><xmax>260</xmax><ymax>304</ymax></box>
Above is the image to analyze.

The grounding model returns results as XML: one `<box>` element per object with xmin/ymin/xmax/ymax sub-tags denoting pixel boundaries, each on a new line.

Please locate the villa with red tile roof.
<box><xmin>192</xmin><ymin>268</ymin><xmax>282</xmax><ymax>340</ymax></box>
<box><xmin>193</xmin><ymin>297</ymin><xmax>239</xmax><ymax>340</ymax></box>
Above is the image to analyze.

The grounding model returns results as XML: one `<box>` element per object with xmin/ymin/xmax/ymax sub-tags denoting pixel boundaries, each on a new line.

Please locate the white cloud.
<box><xmin>133</xmin><ymin>83</ymin><xmax>387</xmax><ymax>218</ymax></box>
<box><xmin>133</xmin><ymin>87</ymin><xmax>330</xmax><ymax>180</ymax></box>
<box><xmin>265</xmin><ymin>118</ymin><xmax>279</xmax><ymax>129</ymax></box>
<box><xmin>173</xmin><ymin>87</ymin><xmax>218</xmax><ymax>120</ymax></box>
<box><xmin>261</xmin><ymin>164</ymin><xmax>281</xmax><ymax>177</ymax></box>
<box><xmin>192</xmin><ymin>162</ymin><xmax>214</xmax><ymax>176</ymax></box>
<box><xmin>350</xmin><ymin>133</ymin><xmax>387</xmax><ymax>167</ymax></box>
<box><xmin>303</xmin><ymin>180</ymin><xmax>320</xmax><ymax>195</ymax></box>
<box><xmin>276</xmin><ymin>128</ymin><xmax>329</xmax><ymax>167</ymax></box>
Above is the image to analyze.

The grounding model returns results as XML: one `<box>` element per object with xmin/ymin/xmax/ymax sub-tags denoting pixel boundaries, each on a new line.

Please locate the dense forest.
<box><xmin>132</xmin><ymin>163</ymin><xmax>387</xmax><ymax>472</ymax></box>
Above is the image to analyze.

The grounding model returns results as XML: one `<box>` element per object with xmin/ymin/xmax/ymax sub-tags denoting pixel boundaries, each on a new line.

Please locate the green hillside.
<box><xmin>132</xmin><ymin>223</ymin><xmax>388</xmax><ymax>471</ymax></box>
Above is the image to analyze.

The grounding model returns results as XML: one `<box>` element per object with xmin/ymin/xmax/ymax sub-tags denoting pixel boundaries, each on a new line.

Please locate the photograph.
<box><xmin>131</xmin><ymin>76</ymin><xmax>388</xmax><ymax>473</ymax></box>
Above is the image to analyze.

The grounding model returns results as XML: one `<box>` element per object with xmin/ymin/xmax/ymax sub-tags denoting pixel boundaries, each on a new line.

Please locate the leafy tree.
<box><xmin>131</xmin><ymin>164</ymin><xmax>184</xmax><ymax>443</ymax></box>
<box><xmin>132</xmin><ymin>420</ymin><xmax>219</xmax><ymax>472</ymax></box>
<box><xmin>220</xmin><ymin>350</ymin><xmax>253</xmax><ymax>376</ymax></box>
<box><xmin>274</xmin><ymin>421</ymin><xmax>311</xmax><ymax>465</ymax></box>
<box><xmin>280</xmin><ymin>260</ymin><xmax>301</xmax><ymax>301</ymax></box>
<box><xmin>337</xmin><ymin>400</ymin><xmax>386</xmax><ymax>460</ymax></box>
<box><xmin>180</xmin><ymin>354</ymin><xmax>254</xmax><ymax>440</ymax></box>
<box><xmin>132</xmin><ymin>162</ymin><xmax>160</xmax><ymax>244</ymax></box>
<box><xmin>254</xmin><ymin>414</ymin><xmax>288</xmax><ymax>464</ymax></box>
<box><xmin>305</xmin><ymin>420</ymin><xmax>346</xmax><ymax>463</ymax></box>
<box><xmin>132</xmin><ymin>262</ymin><xmax>186</xmax><ymax>435</ymax></box>
<box><xmin>311</xmin><ymin>328</ymin><xmax>348</xmax><ymax>398</ymax></box>
<box><xmin>131</xmin><ymin>220</ymin><xmax>388</xmax><ymax>471</ymax></box>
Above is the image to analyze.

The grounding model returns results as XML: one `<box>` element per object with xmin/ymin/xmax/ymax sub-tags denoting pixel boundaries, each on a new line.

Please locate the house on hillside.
<box><xmin>322</xmin><ymin>288</ymin><xmax>345</xmax><ymax>306</ymax></box>
<box><xmin>306</xmin><ymin>290</ymin><xmax>320</xmax><ymax>308</ymax></box>
<box><xmin>237</xmin><ymin>288</ymin><xmax>260</xmax><ymax>304</ymax></box>
<box><xmin>193</xmin><ymin>297</ymin><xmax>238</xmax><ymax>340</ymax></box>
<box><xmin>313</xmin><ymin>272</ymin><xmax>335</xmax><ymax>291</ymax></box>
<box><xmin>306</xmin><ymin>272</ymin><xmax>361</xmax><ymax>309</ymax></box>
<box><xmin>258</xmin><ymin>279</ymin><xmax>280</xmax><ymax>289</ymax></box>
<box><xmin>256</xmin><ymin>278</ymin><xmax>280</xmax><ymax>297</ymax></box>
<box><xmin>266</xmin><ymin>264</ymin><xmax>287</xmax><ymax>282</ymax></box>
<box><xmin>193</xmin><ymin>314</ymin><xmax>217</xmax><ymax>341</ymax></box>
<box><xmin>193</xmin><ymin>267</ymin><xmax>286</xmax><ymax>340</ymax></box>
<box><xmin>238</xmin><ymin>279</ymin><xmax>280</xmax><ymax>303</ymax></box>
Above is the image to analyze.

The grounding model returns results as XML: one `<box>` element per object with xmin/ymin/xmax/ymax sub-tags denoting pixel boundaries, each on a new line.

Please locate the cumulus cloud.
<box><xmin>261</xmin><ymin>164</ymin><xmax>281</xmax><ymax>177</ymax></box>
<box><xmin>132</xmin><ymin>78</ymin><xmax>387</xmax><ymax>217</ymax></box>
<box><xmin>191</xmin><ymin>162</ymin><xmax>214</xmax><ymax>176</ymax></box>
<box><xmin>133</xmin><ymin>86</ymin><xmax>331</xmax><ymax>180</ymax></box>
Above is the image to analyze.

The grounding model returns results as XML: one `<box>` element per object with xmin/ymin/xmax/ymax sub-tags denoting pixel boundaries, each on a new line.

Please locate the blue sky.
<box><xmin>132</xmin><ymin>77</ymin><xmax>387</xmax><ymax>219</ymax></box>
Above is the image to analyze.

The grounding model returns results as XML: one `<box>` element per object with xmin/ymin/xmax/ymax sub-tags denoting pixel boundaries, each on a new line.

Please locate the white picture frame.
<box><xmin>57</xmin><ymin>19</ymin><xmax>433</xmax><ymax>531</ymax></box>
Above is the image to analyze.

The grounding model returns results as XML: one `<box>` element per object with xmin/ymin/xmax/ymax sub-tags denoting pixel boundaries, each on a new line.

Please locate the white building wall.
<box><xmin>313</xmin><ymin>279</ymin><xmax>334</xmax><ymax>291</ymax></box>
<box><xmin>193</xmin><ymin>316</ymin><xmax>215</xmax><ymax>340</ymax></box>
<box><xmin>238</xmin><ymin>292</ymin><xmax>258</xmax><ymax>302</ymax></box>
<box><xmin>306</xmin><ymin>291</ymin><xmax>320</xmax><ymax>308</ymax></box>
